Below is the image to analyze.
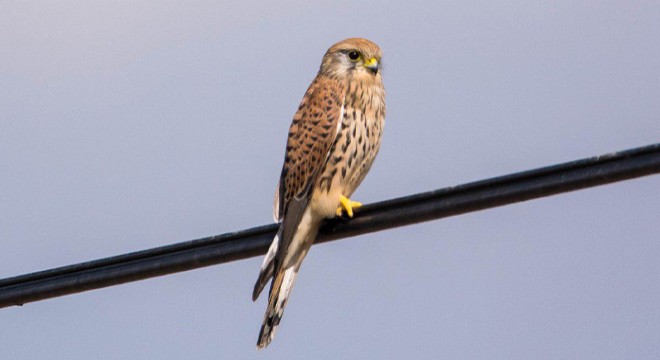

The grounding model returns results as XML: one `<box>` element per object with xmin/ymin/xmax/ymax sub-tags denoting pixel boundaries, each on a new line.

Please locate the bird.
<box><xmin>252</xmin><ymin>38</ymin><xmax>386</xmax><ymax>349</ymax></box>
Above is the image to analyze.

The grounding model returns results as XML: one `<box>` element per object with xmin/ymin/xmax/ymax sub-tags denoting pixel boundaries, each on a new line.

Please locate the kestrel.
<box><xmin>253</xmin><ymin>38</ymin><xmax>385</xmax><ymax>349</ymax></box>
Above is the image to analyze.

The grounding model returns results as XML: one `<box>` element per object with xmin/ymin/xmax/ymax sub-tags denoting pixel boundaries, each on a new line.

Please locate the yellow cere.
<box><xmin>363</xmin><ymin>57</ymin><xmax>378</xmax><ymax>68</ymax></box>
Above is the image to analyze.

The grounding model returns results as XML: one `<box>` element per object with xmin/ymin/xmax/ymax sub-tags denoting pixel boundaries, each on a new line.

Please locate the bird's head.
<box><xmin>319</xmin><ymin>38</ymin><xmax>383</xmax><ymax>79</ymax></box>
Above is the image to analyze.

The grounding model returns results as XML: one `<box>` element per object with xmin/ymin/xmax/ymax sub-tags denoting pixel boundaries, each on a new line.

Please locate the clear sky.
<box><xmin>1</xmin><ymin>1</ymin><xmax>659</xmax><ymax>359</ymax></box>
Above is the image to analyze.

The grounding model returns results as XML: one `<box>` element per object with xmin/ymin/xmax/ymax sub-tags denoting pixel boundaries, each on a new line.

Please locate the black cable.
<box><xmin>1</xmin><ymin>143</ymin><xmax>658</xmax><ymax>309</ymax></box>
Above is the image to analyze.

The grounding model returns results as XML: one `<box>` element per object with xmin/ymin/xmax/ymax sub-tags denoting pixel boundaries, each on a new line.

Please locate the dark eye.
<box><xmin>348</xmin><ymin>51</ymin><xmax>360</xmax><ymax>60</ymax></box>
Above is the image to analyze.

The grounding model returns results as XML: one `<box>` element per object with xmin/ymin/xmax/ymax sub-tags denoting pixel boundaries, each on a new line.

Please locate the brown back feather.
<box><xmin>275</xmin><ymin>76</ymin><xmax>346</xmax><ymax>220</ymax></box>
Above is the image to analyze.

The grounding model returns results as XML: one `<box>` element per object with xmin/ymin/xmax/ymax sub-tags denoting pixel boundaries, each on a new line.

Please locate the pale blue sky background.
<box><xmin>1</xmin><ymin>1</ymin><xmax>659</xmax><ymax>359</ymax></box>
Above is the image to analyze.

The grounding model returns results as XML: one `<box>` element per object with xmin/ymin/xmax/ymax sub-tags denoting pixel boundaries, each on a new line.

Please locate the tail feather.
<box><xmin>254</xmin><ymin>204</ymin><xmax>319</xmax><ymax>348</ymax></box>
<box><xmin>253</xmin><ymin>232</ymin><xmax>280</xmax><ymax>301</ymax></box>
<box><xmin>256</xmin><ymin>267</ymin><xmax>298</xmax><ymax>349</ymax></box>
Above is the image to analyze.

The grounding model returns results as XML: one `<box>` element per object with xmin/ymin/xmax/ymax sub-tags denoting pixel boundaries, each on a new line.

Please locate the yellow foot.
<box><xmin>336</xmin><ymin>195</ymin><xmax>362</xmax><ymax>218</ymax></box>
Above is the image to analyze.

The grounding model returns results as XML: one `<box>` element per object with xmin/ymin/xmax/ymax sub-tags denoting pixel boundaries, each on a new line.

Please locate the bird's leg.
<box><xmin>336</xmin><ymin>195</ymin><xmax>362</xmax><ymax>218</ymax></box>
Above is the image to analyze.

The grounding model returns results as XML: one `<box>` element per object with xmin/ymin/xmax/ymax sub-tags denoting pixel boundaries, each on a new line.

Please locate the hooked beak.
<box><xmin>364</xmin><ymin>57</ymin><xmax>379</xmax><ymax>75</ymax></box>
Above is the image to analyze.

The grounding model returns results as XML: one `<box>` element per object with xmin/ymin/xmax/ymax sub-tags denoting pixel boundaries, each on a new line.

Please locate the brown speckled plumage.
<box><xmin>254</xmin><ymin>38</ymin><xmax>385</xmax><ymax>349</ymax></box>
